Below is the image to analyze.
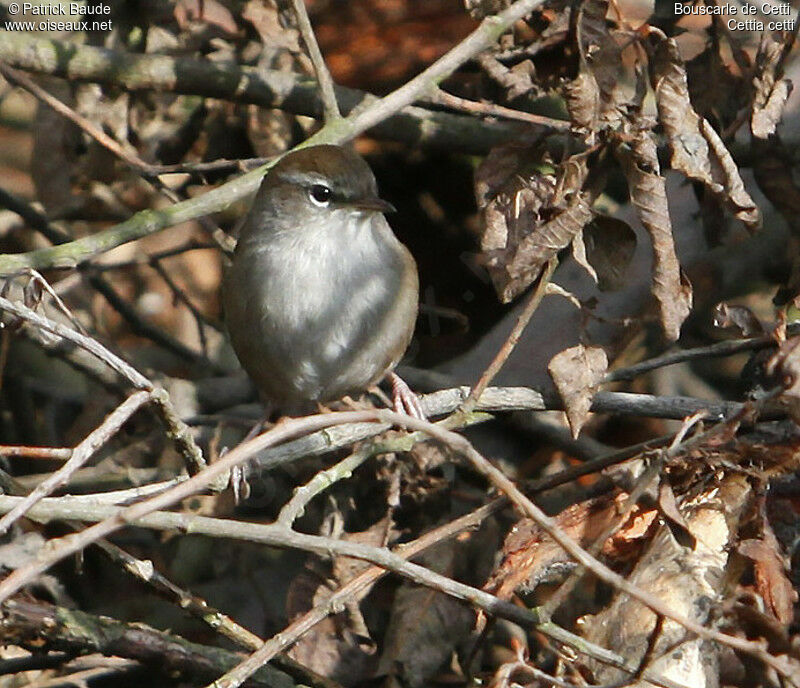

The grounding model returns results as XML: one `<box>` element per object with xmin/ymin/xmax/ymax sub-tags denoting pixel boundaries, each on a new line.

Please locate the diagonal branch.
<box><xmin>288</xmin><ymin>0</ymin><xmax>341</xmax><ymax>122</ymax></box>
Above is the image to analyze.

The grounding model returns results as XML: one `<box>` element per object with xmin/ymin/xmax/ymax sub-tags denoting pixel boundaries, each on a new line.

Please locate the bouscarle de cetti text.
<box><xmin>675</xmin><ymin>2</ymin><xmax>795</xmax><ymax>30</ymax></box>
<box><xmin>674</xmin><ymin>2</ymin><xmax>791</xmax><ymax>14</ymax></box>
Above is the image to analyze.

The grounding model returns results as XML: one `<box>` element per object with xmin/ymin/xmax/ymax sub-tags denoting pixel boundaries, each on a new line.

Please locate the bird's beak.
<box><xmin>352</xmin><ymin>196</ymin><xmax>396</xmax><ymax>214</ymax></box>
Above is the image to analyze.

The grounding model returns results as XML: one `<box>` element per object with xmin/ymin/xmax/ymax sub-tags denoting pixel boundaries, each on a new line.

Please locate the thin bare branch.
<box><xmin>0</xmin><ymin>30</ymin><xmax>521</xmax><ymax>155</ymax></box>
<box><xmin>460</xmin><ymin>257</ymin><xmax>557</xmax><ymax>414</ymax></box>
<box><xmin>383</xmin><ymin>416</ymin><xmax>796</xmax><ymax>683</ymax></box>
<box><xmin>429</xmin><ymin>88</ymin><xmax>570</xmax><ymax>129</ymax></box>
<box><xmin>0</xmin><ymin>63</ymin><xmax>152</xmax><ymax>175</ymax></box>
<box><xmin>0</xmin><ymin>0</ymin><xmax>545</xmax><ymax>276</ymax></box>
<box><xmin>288</xmin><ymin>0</ymin><xmax>341</xmax><ymax>121</ymax></box>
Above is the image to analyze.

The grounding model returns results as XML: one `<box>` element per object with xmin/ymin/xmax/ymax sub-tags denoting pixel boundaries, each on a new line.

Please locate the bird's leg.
<box><xmin>230</xmin><ymin>409</ymin><xmax>273</xmax><ymax>503</ymax></box>
<box><xmin>388</xmin><ymin>372</ymin><xmax>426</xmax><ymax>419</ymax></box>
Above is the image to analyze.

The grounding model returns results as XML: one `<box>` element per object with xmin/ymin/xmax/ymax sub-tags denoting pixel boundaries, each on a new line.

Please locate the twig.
<box><xmin>276</xmin><ymin>445</ymin><xmax>372</xmax><ymax>527</ymax></box>
<box><xmin>0</xmin><ymin>63</ymin><xmax>153</xmax><ymax>175</ymax></box>
<box><xmin>0</xmin><ymin>410</ymin><xmax>384</xmax><ymax>605</ymax></box>
<box><xmin>210</xmin><ymin>501</ymin><xmax>503</xmax><ymax>688</ymax></box>
<box><xmin>88</xmin><ymin>270</ymin><xmax>221</xmax><ymax>370</ymax></box>
<box><xmin>0</xmin><ymin>598</ymin><xmax>293</xmax><ymax>688</ymax></box>
<box><xmin>0</xmin><ymin>445</ymin><xmax>72</xmax><ymax>460</ymax></box>
<box><xmin>0</xmin><ymin>0</ymin><xmax>546</xmax><ymax>276</ymax></box>
<box><xmin>90</xmin><ymin>541</ymin><xmax>337</xmax><ymax>688</ymax></box>
<box><xmin>0</xmin><ymin>64</ymin><xmax>230</xmax><ymax>358</ymax></box>
<box><xmin>0</xmin><ymin>295</ymin><xmax>150</xmax><ymax>388</ymax></box>
<box><xmin>0</xmin><ymin>186</ymin><xmax>220</xmax><ymax>369</ymax></box>
<box><xmin>603</xmin><ymin>330</ymin><xmax>795</xmax><ymax>383</ymax></box>
<box><xmin>0</xmin><ymin>187</ymin><xmax>72</xmax><ymax>245</ymax></box>
<box><xmin>106</xmin><ymin>502</ymin><xmax>502</xmax><ymax>686</ymax></box>
<box><xmin>523</xmin><ymin>433</ymin><xmax>674</xmax><ymax>494</ymax></box>
<box><xmin>342</xmin><ymin>0</ymin><xmax>550</xmax><ymax>139</ymax></box>
<box><xmin>0</xmin><ymin>390</ymin><xmax>152</xmax><ymax>535</ymax></box>
<box><xmin>0</xmin><ymin>405</ymin><xmax>678</xmax><ymax>686</ymax></box>
<box><xmin>88</xmin><ymin>241</ymin><xmax>217</xmax><ymax>271</ymax></box>
<box><xmin>149</xmin><ymin>260</ymin><xmax>215</xmax><ymax>355</ymax></box>
<box><xmin>429</xmin><ymin>88</ymin><xmax>570</xmax><ymax>129</ymax></box>
<box><xmin>287</xmin><ymin>0</ymin><xmax>341</xmax><ymax>122</ymax></box>
<box><xmin>460</xmin><ymin>258</ymin><xmax>557</xmax><ymax>414</ymax></box>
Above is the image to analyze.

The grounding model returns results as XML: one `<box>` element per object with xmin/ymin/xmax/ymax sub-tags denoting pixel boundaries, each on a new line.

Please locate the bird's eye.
<box><xmin>309</xmin><ymin>184</ymin><xmax>332</xmax><ymax>206</ymax></box>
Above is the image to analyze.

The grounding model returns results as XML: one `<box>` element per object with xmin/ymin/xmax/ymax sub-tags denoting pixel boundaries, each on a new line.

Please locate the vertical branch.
<box><xmin>288</xmin><ymin>0</ymin><xmax>341</xmax><ymax>122</ymax></box>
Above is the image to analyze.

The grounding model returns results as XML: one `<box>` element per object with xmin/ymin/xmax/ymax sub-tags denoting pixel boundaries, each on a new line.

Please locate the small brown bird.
<box><xmin>223</xmin><ymin>144</ymin><xmax>422</xmax><ymax>417</ymax></box>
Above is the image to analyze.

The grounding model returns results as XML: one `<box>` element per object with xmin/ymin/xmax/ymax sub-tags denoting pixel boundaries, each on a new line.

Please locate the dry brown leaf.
<box><xmin>738</xmin><ymin>538</ymin><xmax>796</xmax><ymax>625</ymax></box>
<box><xmin>647</xmin><ymin>28</ymin><xmax>760</xmax><ymax>230</ymax></box>
<box><xmin>564</xmin><ymin>70</ymin><xmax>600</xmax><ymax>132</ymax></box>
<box><xmin>286</xmin><ymin>567</ymin><xmax>377</xmax><ymax>684</ymax></box>
<box><xmin>174</xmin><ymin>0</ymin><xmax>238</xmax><ymax>34</ymax></box>
<box><xmin>485</xmin><ymin>491</ymin><xmax>656</xmax><ymax>600</ymax></box>
<box><xmin>286</xmin><ymin>516</ymin><xmax>395</xmax><ymax>684</ymax></box>
<box><xmin>615</xmin><ymin>132</ymin><xmax>692</xmax><ymax>341</ymax></box>
<box><xmin>242</xmin><ymin>0</ymin><xmax>300</xmax><ymax>51</ymax></box>
<box><xmin>376</xmin><ymin>541</ymin><xmax>474</xmax><ymax>687</ymax></box>
<box><xmin>658</xmin><ymin>479</ymin><xmax>695</xmax><ymax>549</ymax></box>
<box><xmin>476</xmin><ymin>142</ymin><xmax>595</xmax><ymax>302</ymax></box>
<box><xmin>752</xmin><ymin>33</ymin><xmax>793</xmax><ymax>139</ymax></box>
<box><xmin>712</xmin><ymin>302</ymin><xmax>764</xmax><ymax>337</ymax></box>
<box><xmin>548</xmin><ymin>343</ymin><xmax>608</xmax><ymax>437</ymax></box>
<box><xmin>582</xmin><ymin>215</ymin><xmax>637</xmax><ymax>291</ymax></box>
<box><xmin>565</xmin><ymin>0</ymin><xmax>625</xmax><ymax>131</ymax></box>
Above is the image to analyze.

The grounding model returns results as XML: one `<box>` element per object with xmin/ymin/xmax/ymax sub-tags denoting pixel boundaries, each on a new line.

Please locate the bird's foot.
<box><xmin>389</xmin><ymin>372</ymin><xmax>426</xmax><ymax>419</ymax></box>
<box><xmin>229</xmin><ymin>415</ymin><xmax>272</xmax><ymax>503</ymax></box>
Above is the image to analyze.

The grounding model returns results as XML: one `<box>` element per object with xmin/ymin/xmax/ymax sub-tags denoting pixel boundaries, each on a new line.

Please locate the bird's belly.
<box><xmin>244</xmin><ymin>250</ymin><xmax>410</xmax><ymax>403</ymax></box>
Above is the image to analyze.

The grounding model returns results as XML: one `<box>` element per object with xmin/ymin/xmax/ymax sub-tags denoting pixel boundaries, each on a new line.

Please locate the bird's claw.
<box><xmin>389</xmin><ymin>372</ymin><xmax>426</xmax><ymax>419</ymax></box>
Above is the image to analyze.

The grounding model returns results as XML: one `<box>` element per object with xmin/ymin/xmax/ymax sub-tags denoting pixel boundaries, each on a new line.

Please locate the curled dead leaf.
<box><xmin>615</xmin><ymin>132</ymin><xmax>692</xmax><ymax>340</ymax></box>
<box><xmin>738</xmin><ymin>538</ymin><xmax>797</xmax><ymax>625</ymax></box>
<box><xmin>548</xmin><ymin>343</ymin><xmax>608</xmax><ymax>437</ymax></box>
<box><xmin>565</xmin><ymin>0</ymin><xmax>625</xmax><ymax>131</ymax></box>
<box><xmin>647</xmin><ymin>28</ymin><xmax>760</xmax><ymax>230</ymax></box>
<box><xmin>752</xmin><ymin>33</ymin><xmax>794</xmax><ymax>139</ymax></box>
<box><xmin>582</xmin><ymin>215</ymin><xmax>637</xmax><ymax>291</ymax></box>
